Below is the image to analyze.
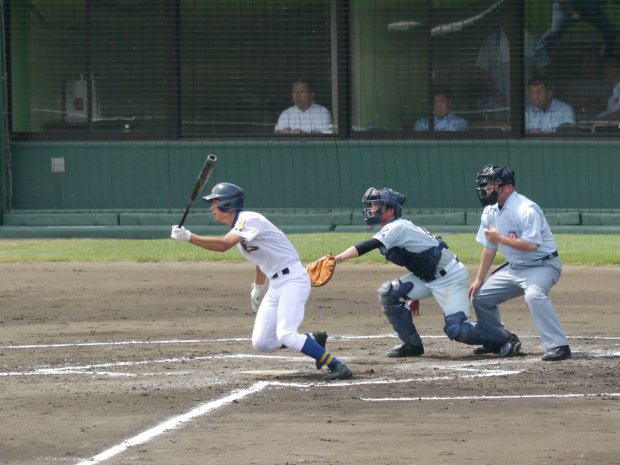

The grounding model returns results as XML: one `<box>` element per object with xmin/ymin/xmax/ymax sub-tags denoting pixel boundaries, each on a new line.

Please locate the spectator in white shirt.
<box><xmin>275</xmin><ymin>80</ymin><xmax>333</xmax><ymax>134</ymax></box>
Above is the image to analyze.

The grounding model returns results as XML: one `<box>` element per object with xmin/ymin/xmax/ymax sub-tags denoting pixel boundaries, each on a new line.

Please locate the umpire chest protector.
<box><xmin>380</xmin><ymin>239</ymin><xmax>448</xmax><ymax>282</ymax></box>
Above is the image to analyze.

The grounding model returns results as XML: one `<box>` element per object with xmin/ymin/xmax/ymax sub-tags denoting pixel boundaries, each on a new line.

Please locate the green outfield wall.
<box><xmin>6</xmin><ymin>139</ymin><xmax>620</xmax><ymax>212</ymax></box>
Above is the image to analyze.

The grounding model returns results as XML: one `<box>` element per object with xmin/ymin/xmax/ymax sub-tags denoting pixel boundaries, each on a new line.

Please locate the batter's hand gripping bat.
<box><xmin>178</xmin><ymin>154</ymin><xmax>217</xmax><ymax>228</ymax></box>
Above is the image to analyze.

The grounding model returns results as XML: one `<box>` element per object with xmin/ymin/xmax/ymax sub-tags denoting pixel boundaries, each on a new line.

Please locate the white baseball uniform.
<box><xmin>231</xmin><ymin>210</ymin><xmax>310</xmax><ymax>352</ymax></box>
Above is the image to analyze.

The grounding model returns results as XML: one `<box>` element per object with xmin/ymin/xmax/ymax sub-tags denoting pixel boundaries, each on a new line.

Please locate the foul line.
<box><xmin>73</xmin><ymin>370</ymin><xmax>618</xmax><ymax>465</ymax></box>
<box><xmin>74</xmin><ymin>381</ymin><xmax>269</xmax><ymax>465</ymax></box>
<box><xmin>74</xmin><ymin>371</ymin><xmax>512</xmax><ymax>465</ymax></box>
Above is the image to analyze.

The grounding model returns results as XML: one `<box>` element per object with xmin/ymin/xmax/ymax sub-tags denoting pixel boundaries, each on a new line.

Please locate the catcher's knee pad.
<box><xmin>378</xmin><ymin>279</ymin><xmax>414</xmax><ymax>316</ymax></box>
<box><xmin>443</xmin><ymin>311</ymin><xmax>468</xmax><ymax>340</ymax></box>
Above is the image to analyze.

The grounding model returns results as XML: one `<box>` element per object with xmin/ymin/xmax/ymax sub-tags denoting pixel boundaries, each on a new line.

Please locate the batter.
<box><xmin>469</xmin><ymin>164</ymin><xmax>572</xmax><ymax>361</ymax></box>
<box><xmin>171</xmin><ymin>182</ymin><xmax>352</xmax><ymax>381</ymax></box>
<box><xmin>333</xmin><ymin>187</ymin><xmax>521</xmax><ymax>358</ymax></box>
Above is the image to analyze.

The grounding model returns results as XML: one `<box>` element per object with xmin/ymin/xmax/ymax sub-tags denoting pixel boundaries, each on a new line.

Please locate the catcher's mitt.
<box><xmin>306</xmin><ymin>254</ymin><xmax>336</xmax><ymax>287</ymax></box>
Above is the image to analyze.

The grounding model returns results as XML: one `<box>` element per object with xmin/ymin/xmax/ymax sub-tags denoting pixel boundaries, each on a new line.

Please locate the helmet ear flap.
<box><xmin>380</xmin><ymin>188</ymin><xmax>406</xmax><ymax>217</ymax></box>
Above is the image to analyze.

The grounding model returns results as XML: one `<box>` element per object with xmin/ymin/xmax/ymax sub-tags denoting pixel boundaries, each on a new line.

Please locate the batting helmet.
<box><xmin>475</xmin><ymin>164</ymin><xmax>515</xmax><ymax>206</ymax></box>
<box><xmin>203</xmin><ymin>182</ymin><xmax>245</xmax><ymax>212</ymax></box>
<box><xmin>362</xmin><ymin>187</ymin><xmax>407</xmax><ymax>227</ymax></box>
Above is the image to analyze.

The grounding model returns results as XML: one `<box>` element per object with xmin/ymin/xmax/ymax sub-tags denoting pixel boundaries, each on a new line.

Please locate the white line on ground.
<box><xmin>2</xmin><ymin>334</ymin><xmax>618</xmax><ymax>350</ymax></box>
<box><xmin>3</xmin><ymin>350</ymin><xmax>618</xmax><ymax>378</ymax></box>
<box><xmin>73</xmin><ymin>371</ymin><xmax>518</xmax><ymax>464</ymax></box>
<box><xmin>74</xmin><ymin>381</ymin><xmax>269</xmax><ymax>465</ymax></box>
<box><xmin>0</xmin><ymin>353</ymin><xmax>304</xmax><ymax>377</ymax></box>
<box><xmin>265</xmin><ymin>370</ymin><xmax>522</xmax><ymax>388</ymax></box>
<box><xmin>0</xmin><ymin>338</ymin><xmax>251</xmax><ymax>350</ymax></box>
<box><xmin>72</xmin><ymin>370</ymin><xmax>618</xmax><ymax>465</ymax></box>
<box><xmin>360</xmin><ymin>392</ymin><xmax>620</xmax><ymax>402</ymax></box>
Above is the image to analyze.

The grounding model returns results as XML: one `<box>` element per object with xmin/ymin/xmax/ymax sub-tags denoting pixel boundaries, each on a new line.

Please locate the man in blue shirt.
<box><xmin>469</xmin><ymin>164</ymin><xmax>572</xmax><ymax>361</ymax></box>
<box><xmin>414</xmin><ymin>89</ymin><xmax>469</xmax><ymax>132</ymax></box>
<box><xmin>525</xmin><ymin>77</ymin><xmax>575</xmax><ymax>133</ymax></box>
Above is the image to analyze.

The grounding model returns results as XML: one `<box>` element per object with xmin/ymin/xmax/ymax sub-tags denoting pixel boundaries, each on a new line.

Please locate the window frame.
<box><xmin>5</xmin><ymin>0</ymin><xmax>620</xmax><ymax>141</ymax></box>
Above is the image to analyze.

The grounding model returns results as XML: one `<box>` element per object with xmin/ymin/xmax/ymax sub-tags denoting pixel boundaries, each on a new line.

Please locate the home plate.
<box><xmin>239</xmin><ymin>369</ymin><xmax>301</xmax><ymax>376</ymax></box>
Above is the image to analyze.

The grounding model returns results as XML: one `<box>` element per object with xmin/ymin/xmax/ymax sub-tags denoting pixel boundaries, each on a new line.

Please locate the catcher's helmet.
<box><xmin>362</xmin><ymin>187</ymin><xmax>407</xmax><ymax>227</ymax></box>
<box><xmin>203</xmin><ymin>182</ymin><xmax>245</xmax><ymax>212</ymax></box>
<box><xmin>475</xmin><ymin>164</ymin><xmax>515</xmax><ymax>206</ymax></box>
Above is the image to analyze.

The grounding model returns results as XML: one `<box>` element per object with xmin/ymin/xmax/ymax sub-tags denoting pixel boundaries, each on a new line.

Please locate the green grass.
<box><xmin>1</xmin><ymin>233</ymin><xmax>619</xmax><ymax>266</ymax></box>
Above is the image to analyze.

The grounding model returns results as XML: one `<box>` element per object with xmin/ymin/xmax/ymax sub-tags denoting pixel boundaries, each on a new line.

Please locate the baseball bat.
<box><xmin>178</xmin><ymin>154</ymin><xmax>217</xmax><ymax>227</ymax></box>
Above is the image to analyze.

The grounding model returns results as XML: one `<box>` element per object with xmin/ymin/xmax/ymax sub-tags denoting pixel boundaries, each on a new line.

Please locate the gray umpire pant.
<box><xmin>472</xmin><ymin>257</ymin><xmax>569</xmax><ymax>352</ymax></box>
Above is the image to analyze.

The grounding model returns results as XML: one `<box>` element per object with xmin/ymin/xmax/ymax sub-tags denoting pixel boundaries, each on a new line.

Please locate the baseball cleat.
<box><xmin>323</xmin><ymin>362</ymin><xmax>352</xmax><ymax>381</ymax></box>
<box><xmin>473</xmin><ymin>345</ymin><xmax>501</xmax><ymax>355</ymax></box>
<box><xmin>386</xmin><ymin>343</ymin><xmax>424</xmax><ymax>358</ymax></box>
<box><xmin>312</xmin><ymin>331</ymin><xmax>328</xmax><ymax>370</ymax></box>
<box><xmin>500</xmin><ymin>334</ymin><xmax>522</xmax><ymax>357</ymax></box>
<box><xmin>542</xmin><ymin>345</ymin><xmax>572</xmax><ymax>361</ymax></box>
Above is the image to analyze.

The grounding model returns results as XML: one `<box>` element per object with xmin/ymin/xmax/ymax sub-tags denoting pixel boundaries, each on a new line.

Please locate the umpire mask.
<box><xmin>475</xmin><ymin>164</ymin><xmax>515</xmax><ymax>207</ymax></box>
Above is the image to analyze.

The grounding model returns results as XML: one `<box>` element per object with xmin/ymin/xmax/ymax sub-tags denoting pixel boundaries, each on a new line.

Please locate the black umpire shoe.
<box><xmin>542</xmin><ymin>345</ymin><xmax>572</xmax><ymax>361</ymax></box>
<box><xmin>386</xmin><ymin>343</ymin><xmax>424</xmax><ymax>358</ymax></box>
<box><xmin>323</xmin><ymin>362</ymin><xmax>352</xmax><ymax>381</ymax></box>
<box><xmin>312</xmin><ymin>331</ymin><xmax>328</xmax><ymax>370</ymax></box>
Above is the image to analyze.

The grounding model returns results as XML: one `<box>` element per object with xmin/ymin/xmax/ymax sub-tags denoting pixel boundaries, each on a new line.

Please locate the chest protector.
<box><xmin>382</xmin><ymin>237</ymin><xmax>448</xmax><ymax>282</ymax></box>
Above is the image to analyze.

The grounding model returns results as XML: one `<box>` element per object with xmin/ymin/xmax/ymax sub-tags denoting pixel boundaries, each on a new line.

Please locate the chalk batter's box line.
<box><xmin>0</xmin><ymin>353</ymin><xmax>530</xmax><ymax>377</ymax></box>
<box><xmin>3</xmin><ymin>336</ymin><xmax>615</xmax><ymax>465</ymax></box>
<box><xmin>1</xmin><ymin>333</ymin><xmax>618</xmax><ymax>378</ymax></box>
<box><xmin>72</xmin><ymin>373</ymin><xmax>620</xmax><ymax>465</ymax></box>
<box><xmin>1</xmin><ymin>333</ymin><xmax>619</xmax><ymax>350</ymax></box>
<box><xmin>3</xmin><ymin>346</ymin><xmax>619</xmax><ymax>378</ymax></box>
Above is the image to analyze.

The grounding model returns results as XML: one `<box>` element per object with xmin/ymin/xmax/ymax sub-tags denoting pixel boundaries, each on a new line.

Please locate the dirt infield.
<box><xmin>1</xmin><ymin>262</ymin><xmax>619</xmax><ymax>465</ymax></box>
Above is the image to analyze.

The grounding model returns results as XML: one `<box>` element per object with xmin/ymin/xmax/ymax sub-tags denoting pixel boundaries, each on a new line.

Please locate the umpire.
<box><xmin>469</xmin><ymin>164</ymin><xmax>572</xmax><ymax>361</ymax></box>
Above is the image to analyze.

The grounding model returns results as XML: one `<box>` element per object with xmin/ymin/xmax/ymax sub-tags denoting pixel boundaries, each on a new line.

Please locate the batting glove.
<box><xmin>250</xmin><ymin>283</ymin><xmax>266</xmax><ymax>313</ymax></box>
<box><xmin>171</xmin><ymin>225</ymin><xmax>192</xmax><ymax>242</ymax></box>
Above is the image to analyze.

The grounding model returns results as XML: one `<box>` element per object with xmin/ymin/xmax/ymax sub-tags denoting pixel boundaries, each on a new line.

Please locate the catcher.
<box><xmin>330</xmin><ymin>186</ymin><xmax>521</xmax><ymax>358</ymax></box>
<box><xmin>170</xmin><ymin>182</ymin><xmax>352</xmax><ymax>381</ymax></box>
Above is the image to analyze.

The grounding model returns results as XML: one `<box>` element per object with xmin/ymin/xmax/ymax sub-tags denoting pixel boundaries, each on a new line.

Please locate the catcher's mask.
<box><xmin>362</xmin><ymin>187</ymin><xmax>407</xmax><ymax>228</ymax></box>
<box><xmin>475</xmin><ymin>164</ymin><xmax>515</xmax><ymax>207</ymax></box>
<box><xmin>203</xmin><ymin>182</ymin><xmax>245</xmax><ymax>212</ymax></box>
